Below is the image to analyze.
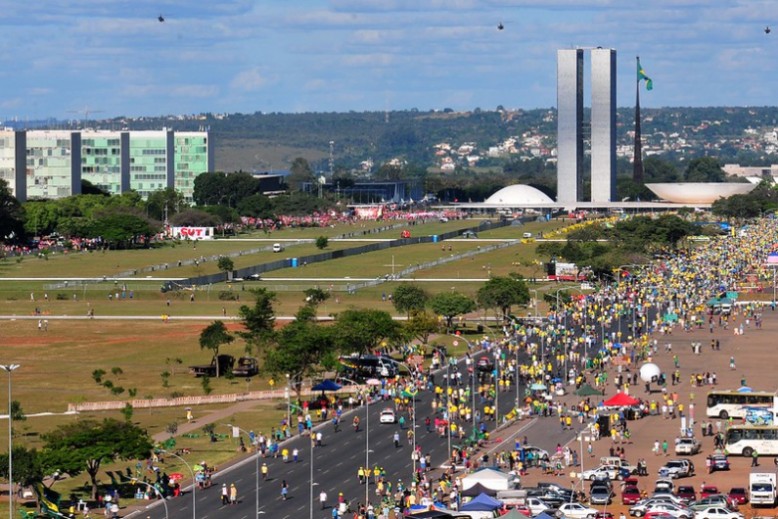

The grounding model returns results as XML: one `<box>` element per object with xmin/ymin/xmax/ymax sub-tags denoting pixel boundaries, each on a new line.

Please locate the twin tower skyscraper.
<box><xmin>557</xmin><ymin>48</ymin><xmax>617</xmax><ymax>205</ymax></box>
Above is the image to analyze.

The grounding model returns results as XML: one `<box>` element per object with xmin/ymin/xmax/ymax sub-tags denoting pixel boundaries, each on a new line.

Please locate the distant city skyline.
<box><xmin>2</xmin><ymin>1</ymin><xmax>777</xmax><ymax>121</ymax></box>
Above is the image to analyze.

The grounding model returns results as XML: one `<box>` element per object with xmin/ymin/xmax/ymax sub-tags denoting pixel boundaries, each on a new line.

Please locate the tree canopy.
<box><xmin>429</xmin><ymin>292</ymin><xmax>476</xmax><ymax>331</ymax></box>
<box><xmin>42</xmin><ymin>419</ymin><xmax>152</xmax><ymax>500</ymax></box>
<box><xmin>199</xmin><ymin>320</ymin><xmax>234</xmax><ymax>377</ymax></box>
<box><xmin>476</xmin><ymin>275</ymin><xmax>530</xmax><ymax>320</ymax></box>
<box><xmin>332</xmin><ymin>308</ymin><xmax>399</xmax><ymax>356</ymax></box>
<box><xmin>392</xmin><ymin>284</ymin><xmax>429</xmax><ymax>317</ymax></box>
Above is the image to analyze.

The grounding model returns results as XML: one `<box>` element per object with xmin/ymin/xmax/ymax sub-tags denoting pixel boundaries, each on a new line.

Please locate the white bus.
<box><xmin>725</xmin><ymin>425</ymin><xmax>778</xmax><ymax>457</ymax></box>
<box><xmin>706</xmin><ymin>389</ymin><xmax>776</xmax><ymax>419</ymax></box>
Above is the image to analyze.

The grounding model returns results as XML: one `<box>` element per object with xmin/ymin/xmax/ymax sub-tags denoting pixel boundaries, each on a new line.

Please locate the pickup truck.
<box><xmin>189</xmin><ymin>354</ymin><xmax>235</xmax><ymax>377</ymax></box>
<box><xmin>232</xmin><ymin>357</ymin><xmax>259</xmax><ymax>377</ymax></box>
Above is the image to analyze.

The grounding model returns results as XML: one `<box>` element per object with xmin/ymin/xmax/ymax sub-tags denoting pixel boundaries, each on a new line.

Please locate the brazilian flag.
<box><xmin>637</xmin><ymin>58</ymin><xmax>653</xmax><ymax>90</ymax></box>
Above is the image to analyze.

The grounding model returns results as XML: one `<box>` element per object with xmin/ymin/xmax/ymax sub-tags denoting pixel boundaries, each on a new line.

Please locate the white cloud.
<box><xmin>230</xmin><ymin>68</ymin><xmax>267</xmax><ymax>92</ymax></box>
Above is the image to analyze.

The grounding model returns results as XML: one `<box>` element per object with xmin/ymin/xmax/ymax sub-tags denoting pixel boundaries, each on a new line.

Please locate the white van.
<box><xmin>272</xmin><ymin>243</ymin><xmax>283</xmax><ymax>253</ymax></box>
<box><xmin>522</xmin><ymin>232</ymin><xmax>533</xmax><ymax>239</ymax></box>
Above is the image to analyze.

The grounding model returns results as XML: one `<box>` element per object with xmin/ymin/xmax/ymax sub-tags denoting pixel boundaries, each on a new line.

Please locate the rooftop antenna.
<box><xmin>67</xmin><ymin>107</ymin><xmax>104</xmax><ymax>129</ymax></box>
<box><xmin>329</xmin><ymin>140</ymin><xmax>334</xmax><ymax>179</ymax></box>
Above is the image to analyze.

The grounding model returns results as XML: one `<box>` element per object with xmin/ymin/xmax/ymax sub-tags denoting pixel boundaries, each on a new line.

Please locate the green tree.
<box><xmin>169</xmin><ymin>209</ymin><xmax>220</xmax><ymax>227</ymax></box>
<box><xmin>193</xmin><ymin>172</ymin><xmax>228</xmax><ymax>206</ymax></box>
<box><xmin>0</xmin><ymin>446</ymin><xmax>43</xmax><ymax>488</ymax></box>
<box><xmin>392</xmin><ymin>284</ymin><xmax>429</xmax><ymax>317</ymax></box>
<box><xmin>236</xmin><ymin>193</ymin><xmax>274</xmax><ymax>218</ymax></box>
<box><xmin>0</xmin><ymin>179</ymin><xmax>24</xmax><ymax>241</ymax></box>
<box><xmin>41</xmin><ymin>418</ymin><xmax>152</xmax><ymax>500</ymax></box>
<box><xmin>238</xmin><ymin>289</ymin><xmax>277</xmax><ymax>353</ymax></box>
<box><xmin>89</xmin><ymin>208</ymin><xmax>159</xmax><ymax>249</ymax></box>
<box><xmin>315</xmin><ymin>236</ymin><xmax>329</xmax><ymax>250</ymax></box>
<box><xmin>10</xmin><ymin>400</ymin><xmax>25</xmax><ymax>422</ymax></box>
<box><xmin>199</xmin><ymin>321</ymin><xmax>234</xmax><ymax>377</ymax></box>
<box><xmin>286</xmin><ymin>157</ymin><xmax>315</xmax><ymax>191</ymax></box>
<box><xmin>476</xmin><ymin>275</ymin><xmax>530</xmax><ymax>320</ymax></box>
<box><xmin>303</xmin><ymin>287</ymin><xmax>330</xmax><ymax>306</ymax></box>
<box><xmin>22</xmin><ymin>200</ymin><xmax>59</xmax><ymax>236</ymax></box>
<box><xmin>403</xmin><ymin>310</ymin><xmax>439</xmax><ymax>345</ymax></box>
<box><xmin>332</xmin><ymin>308</ymin><xmax>400</xmax><ymax>356</ymax></box>
<box><xmin>264</xmin><ymin>305</ymin><xmax>335</xmax><ymax>399</ymax></box>
<box><xmin>217</xmin><ymin>256</ymin><xmax>235</xmax><ymax>279</ymax></box>
<box><xmin>429</xmin><ymin>292</ymin><xmax>476</xmax><ymax>331</ymax></box>
<box><xmin>145</xmin><ymin>187</ymin><xmax>186</xmax><ymax>222</ymax></box>
<box><xmin>683</xmin><ymin>157</ymin><xmax>726</xmax><ymax>182</ymax></box>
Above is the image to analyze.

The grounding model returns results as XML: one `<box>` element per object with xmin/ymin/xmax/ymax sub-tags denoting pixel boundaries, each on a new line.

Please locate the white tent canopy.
<box><xmin>459</xmin><ymin>467</ymin><xmax>518</xmax><ymax>492</ymax></box>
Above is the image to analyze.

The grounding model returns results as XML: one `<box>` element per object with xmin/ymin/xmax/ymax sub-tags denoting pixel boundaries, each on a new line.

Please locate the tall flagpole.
<box><xmin>633</xmin><ymin>56</ymin><xmax>644</xmax><ymax>184</ymax></box>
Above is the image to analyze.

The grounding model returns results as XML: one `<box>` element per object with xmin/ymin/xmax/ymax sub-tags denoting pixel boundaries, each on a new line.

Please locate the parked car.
<box><xmin>700</xmin><ymin>486</ymin><xmax>719</xmax><ymax>500</ymax></box>
<box><xmin>677</xmin><ymin>486</ymin><xmax>697</xmax><ymax>504</ymax></box>
<box><xmin>691</xmin><ymin>496</ymin><xmax>738</xmax><ymax>511</ymax></box>
<box><xmin>629</xmin><ymin>496</ymin><xmax>692</xmax><ymax>517</ymax></box>
<box><xmin>654</xmin><ymin>479</ymin><xmax>676</xmax><ymax>494</ymax></box>
<box><xmin>642</xmin><ymin>503</ymin><xmax>693</xmax><ymax>519</ymax></box>
<box><xmin>555</xmin><ymin>503</ymin><xmax>599</xmax><ymax>519</ymax></box>
<box><xmin>622</xmin><ymin>486</ymin><xmax>643</xmax><ymax>505</ymax></box>
<box><xmin>590</xmin><ymin>484</ymin><xmax>613</xmax><ymax>505</ymax></box>
<box><xmin>379</xmin><ymin>409</ymin><xmax>396</xmax><ymax>424</ymax></box>
<box><xmin>692</xmin><ymin>507</ymin><xmax>743</xmax><ymax>519</ymax></box>
<box><xmin>645</xmin><ymin>513</ymin><xmax>678</xmax><ymax>519</ymax></box>
<box><xmin>675</xmin><ymin>438</ymin><xmax>702</xmax><ymax>455</ymax></box>
<box><xmin>658</xmin><ymin>459</ymin><xmax>694</xmax><ymax>479</ymax></box>
<box><xmin>595</xmin><ymin>513</ymin><xmax>614</xmax><ymax>519</ymax></box>
<box><xmin>581</xmin><ymin>465</ymin><xmax>624</xmax><ymax>481</ymax></box>
<box><xmin>726</xmin><ymin>488</ymin><xmax>747</xmax><ymax>506</ymax></box>
<box><xmin>631</xmin><ymin>499</ymin><xmax>688</xmax><ymax>517</ymax></box>
<box><xmin>705</xmin><ymin>454</ymin><xmax>730</xmax><ymax>473</ymax></box>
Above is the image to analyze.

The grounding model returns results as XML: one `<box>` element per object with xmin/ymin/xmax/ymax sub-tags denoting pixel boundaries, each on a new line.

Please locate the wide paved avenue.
<box><xmin>132</xmin><ymin>348</ymin><xmax>578</xmax><ymax>519</ymax></box>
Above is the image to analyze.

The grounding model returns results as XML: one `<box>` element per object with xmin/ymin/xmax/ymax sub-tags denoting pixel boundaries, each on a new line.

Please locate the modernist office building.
<box><xmin>0</xmin><ymin>129</ymin><xmax>212</xmax><ymax>202</ymax></box>
<box><xmin>557</xmin><ymin>48</ymin><xmax>617</xmax><ymax>205</ymax></box>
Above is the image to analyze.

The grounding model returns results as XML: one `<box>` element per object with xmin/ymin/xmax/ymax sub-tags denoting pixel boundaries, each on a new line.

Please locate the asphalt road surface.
<box><xmin>130</xmin><ymin>344</ymin><xmax>584</xmax><ymax>519</ymax></box>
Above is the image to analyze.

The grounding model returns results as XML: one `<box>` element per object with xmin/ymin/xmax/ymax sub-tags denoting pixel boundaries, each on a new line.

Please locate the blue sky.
<box><xmin>1</xmin><ymin>0</ymin><xmax>777</xmax><ymax>120</ymax></box>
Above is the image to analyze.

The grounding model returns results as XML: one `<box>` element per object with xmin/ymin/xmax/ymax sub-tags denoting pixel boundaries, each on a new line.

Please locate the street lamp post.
<box><xmin>365</xmin><ymin>378</ymin><xmax>381</xmax><ymax>507</ymax></box>
<box><xmin>448</xmin><ymin>334</ymin><xmax>476</xmax><ymax>436</ymax></box>
<box><xmin>136</xmin><ymin>480</ymin><xmax>169</xmax><ymax>519</ymax></box>
<box><xmin>0</xmin><ymin>363</ymin><xmax>19</xmax><ymax>519</ymax></box>
<box><xmin>159</xmin><ymin>449</ymin><xmax>196</xmax><ymax>519</ymax></box>
<box><xmin>530</xmin><ymin>289</ymin><xmax>539</xmax><ymax>318</ymax></box>
<box><xmin>224</xmin><ymin>424</ymin><xmax>260</xmax><ymax>518</ymax></box>
<box><xmin>285</xmin><ymin>374</ymin><xmax>291</xmax><ymax>434</ymax></box>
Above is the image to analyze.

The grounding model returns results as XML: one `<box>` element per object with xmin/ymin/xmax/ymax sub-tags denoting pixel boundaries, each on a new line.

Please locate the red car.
<box><xmin>511</xmin><ymin>505</ymin><xmax>531</xmax><ymax>516</ymax></box>
<box><xmin>622</xmin><ymin>485</ymin><xmax>642</xmax><ymax>505</ymax></box>
<box><xmin>644</xmin><ymin>513</ymin><xmax>677</xmax><ymax>519</ymax></box>
<box><xmin>676</xmin><ymin>485</ymin><xmax>697</xmax><ymax>504</ymax></box>
<box><xmin>728</xmin><ymin>487</ymin><xmax>748</xmax><ymax>505</ymax></box>
<box><xmin>700</xmin><ymin>485</ymin><xmax>719</xmax><ymax>499</ymax></box>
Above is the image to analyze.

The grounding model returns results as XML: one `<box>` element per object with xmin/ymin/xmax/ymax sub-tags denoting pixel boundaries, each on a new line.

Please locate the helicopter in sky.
<box><xmin>158</xmin><ymin>15</ymin><xmax>165</xmax><ymax>23</ymax></box>
<box><xmin>497</xmin><ymin>22</ymin><xmax>504</xmax><ymax>30</ymax></box>
<box><xmin>765</xmin><ymin>26</ymin><xmax>771</xmax><ymax>34</ymax></box>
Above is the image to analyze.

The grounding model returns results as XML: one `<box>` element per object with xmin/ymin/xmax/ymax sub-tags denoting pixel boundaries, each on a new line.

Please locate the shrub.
<box><xmin>218</xmin><ymin>291</ymin><xmax>238</xmax><ymax>301</ymax></box>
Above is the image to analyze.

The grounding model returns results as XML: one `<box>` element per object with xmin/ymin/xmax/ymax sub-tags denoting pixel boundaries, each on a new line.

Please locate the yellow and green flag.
<box><xmin>637</xmin><ymin>58</ymin><xmax>653</xmax><ymax>91</ymax></box>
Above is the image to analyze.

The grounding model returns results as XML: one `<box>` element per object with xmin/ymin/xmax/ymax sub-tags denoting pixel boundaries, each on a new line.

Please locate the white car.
<box><xmin>379</xmin><ymin>409</ymin><xmax>396</xmax><ymax>424</ymax></box>
<box><xmin>555</xmin><ymin>503</ymin><xmax>598</xmax><ymax>519</ymax></box>
<box><xmin>675</xmin><ymin>438</ymin><xmax>702</xmax><ymax>455</ymax></box>
<box><xmin>580</xmin><ymin>465</ymin><xmax>621</xmax><ymax>481</ymax></box>
<box><xmin>692</xmin><ymin>507</ymin><xmax>743</xmax><ymax>519</ymax></box>
<box><xmin>644</xmin><ymin>503</ymin><xmax>693</xmax><ymax>519</ymax></box>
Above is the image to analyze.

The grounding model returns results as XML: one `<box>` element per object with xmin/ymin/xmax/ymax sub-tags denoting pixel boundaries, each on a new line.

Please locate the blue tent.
<box><xmin>460</xmin><ymin>493</ymin><xmax>502</xmax><ymax>512</ymax></box>
<box><xmin>312</xmin><ymin>380</ymin><xmax>342</xmax><ymax>391</ymax></box>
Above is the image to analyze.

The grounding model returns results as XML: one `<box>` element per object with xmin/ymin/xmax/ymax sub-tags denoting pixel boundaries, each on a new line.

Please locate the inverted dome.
<box><xmin>484</xmin><ymin>184</ymin><xmax>554</xmax><ymax>205</ymax></box>
<box><xmin>646</xmin><ymin>182</ymin><xmax>756</xmax><ymax>204</ymax></box>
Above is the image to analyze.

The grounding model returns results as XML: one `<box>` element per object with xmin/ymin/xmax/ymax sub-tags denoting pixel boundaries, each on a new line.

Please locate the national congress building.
<box><xmin>0</xmin><ymin>129</ymin><xmax>213</xmax><ymax>202</ymax></box>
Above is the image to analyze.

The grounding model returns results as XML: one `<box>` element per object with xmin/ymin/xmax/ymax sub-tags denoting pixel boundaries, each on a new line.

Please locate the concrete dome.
<box><xmin>484</xmin><ymin>184</ymin><xmax>554</xmax><ymax>205</ymax></box>
<box><xmin>646</xmin><ymin>182</ymin><xmax>756</xmax><ymax>204</ymax></box>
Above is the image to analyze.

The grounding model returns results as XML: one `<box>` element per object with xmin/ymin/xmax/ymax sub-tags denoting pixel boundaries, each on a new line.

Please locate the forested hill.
<box><xmin>112</xmin><ymin>106</ymin><xmax>778</xmax><ymax>172</ymax></box>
